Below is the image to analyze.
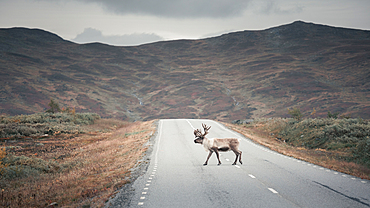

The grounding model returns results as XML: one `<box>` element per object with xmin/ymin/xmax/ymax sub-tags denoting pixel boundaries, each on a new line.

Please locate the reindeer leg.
<box><xmin>214</xmin><ymin>150</ymin><xmax>221</xmax><ymax>165</ymax></box>
<box><xmin>232</xmin><ymin>149</ymin><xmax>240</xmax><ymax>165</ymax></box>
<box><xmin>239</xmin><ymin>150</ymin><xmax>242</xmax><ymax>165</ymax></box>
<box><xmin>204</xmin><ymin>151</ymin><xmax>213</xmax><ymax>166</ymax></box>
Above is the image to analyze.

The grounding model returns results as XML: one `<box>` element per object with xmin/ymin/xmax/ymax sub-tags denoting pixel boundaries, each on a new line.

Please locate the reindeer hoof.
<box><xmin>203</xmin><ymin>163</ymin><xmax>208</xmax><ymax>166</ymax></box>
<box><xmin>240</xmin><ymin>161</ymin><xmax>243</xmax><ymax>165</ymax></box>
<box><xmin>232</xmin><ymin>163</ymin><xmax>236</xmax><ymax>165</ymax></box>
<box><xmin>218</xmin><ymin>163</ymin><xmax>221</xmax><ymax>166</ymax></box>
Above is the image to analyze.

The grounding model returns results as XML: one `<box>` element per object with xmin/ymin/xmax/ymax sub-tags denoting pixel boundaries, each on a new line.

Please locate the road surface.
<box><xmin>124</xmin><ymin>119</ymin><xmax>370</xmax><ymax>207</ymax></box>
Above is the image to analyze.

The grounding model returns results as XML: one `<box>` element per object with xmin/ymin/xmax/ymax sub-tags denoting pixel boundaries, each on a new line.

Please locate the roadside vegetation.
<box><xmin>228</xmin><ymin>110</ymin><xmax>370</xmax><ymax>179</ymax></box>
<box><xmin>0</xmin><ymin>112</ymin><xmax>101</xmax><ymax>138</ymax></box>
<box><xmin>0</xmin><ymin>110</ymin><xmax>156</xmax><ymax>207</ymax></box>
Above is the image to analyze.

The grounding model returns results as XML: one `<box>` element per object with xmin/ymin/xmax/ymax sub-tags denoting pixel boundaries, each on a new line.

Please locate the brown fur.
<box><xmin>194</xmin><ymin>124</ymin><xmax>242</xmax><ymax>166</ymax></box>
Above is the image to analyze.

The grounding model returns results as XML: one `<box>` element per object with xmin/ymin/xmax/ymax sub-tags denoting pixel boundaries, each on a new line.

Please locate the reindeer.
<box><xmin>193</xmin><ymin>123</ymin><xmax>242</xmax><ymax>166</ymax></box>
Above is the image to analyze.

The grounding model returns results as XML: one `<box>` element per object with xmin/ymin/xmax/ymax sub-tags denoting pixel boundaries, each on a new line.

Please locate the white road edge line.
<box><xmin>154</xmin><ymin>120</ymin><xmax>163</xmax><ymax>164</ymax></box>
<box><xmin>186</xmin><ymin>119</ymin><xmax>196</xmax><ymax>130</ymax></box>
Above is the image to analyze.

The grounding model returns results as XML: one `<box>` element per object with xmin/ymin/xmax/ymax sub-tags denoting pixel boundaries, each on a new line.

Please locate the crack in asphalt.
<box><xmin>313</xmin><ymin>181</ymin><xmax>370</xmax><ymax>207</ymax></box>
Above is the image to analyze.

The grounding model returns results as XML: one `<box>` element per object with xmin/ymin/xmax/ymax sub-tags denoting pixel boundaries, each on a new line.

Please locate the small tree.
<box><xmin>61</xmin><ymin>107</ymin><xmax>76</xmax><ymax>115</ymax></box>
<box><xmin>327</xmin><ymin>111</ymin><xmax>339</xmax><ymax>119</ymax></box>
<box><xmin>287</xmin><ymin>107</ymin><xmax>303</xmax><ymax>121</ymax></box>
<box><xmin>46</xmin><ymin>99</ymin><xmax>61</xmax><ymax>113</ymax></box>
<box><xmin>0</xmin><ymin>147</ymin><xmax>7</xmax><ymax>174</ymax></box>
<box><xmin>311</xmin><ymin>107</ymin><xmax>316</xmax><ymax>117</ymax></box>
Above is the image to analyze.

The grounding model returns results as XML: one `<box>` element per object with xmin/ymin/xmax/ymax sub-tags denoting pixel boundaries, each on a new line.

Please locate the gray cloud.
<box><xmin>72</xmin><ymin>28</ymin><xmax>164</xmax><ymax>46</ymax></box>
<box><xmin>255</xmin><ymin>0</ymin><xmax>304</xmax><ymax>15</ymax></box>
<box><xmin>79</xmin><ymin>0</ymin><xmax>251</xmax><ymax>18</ymax></box>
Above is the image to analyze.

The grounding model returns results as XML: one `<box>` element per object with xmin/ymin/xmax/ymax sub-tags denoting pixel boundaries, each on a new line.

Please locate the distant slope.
<box><xmin>1</xmin><ymin>21</ymin><xmax>369</xmax><ymax>121</ymax></box>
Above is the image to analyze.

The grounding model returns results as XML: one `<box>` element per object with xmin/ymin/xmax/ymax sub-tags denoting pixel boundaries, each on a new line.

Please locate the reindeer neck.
<box><xmin>202</xmin><ymin>136</ymin><xmax>210</xmax><ymax>144</ymax></box>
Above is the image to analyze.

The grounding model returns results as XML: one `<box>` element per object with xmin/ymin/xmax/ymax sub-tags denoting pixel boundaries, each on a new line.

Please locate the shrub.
<box><xmin>1</xmin><ymin>155</ymin><xmax>65</xmax><ymax>179</ymax></box>
<box><xmin>287</xmin><ymin>107</ymin><xmax>303</xmax><ymax>121</ymax></box>
<box><xmin>0</xmin><ymin>113</ymin><xmax>101</xmax><ymax>138</ymax></box>
<box><xmin>245</xmin><ymin>117</ymin><xmax>370</xmax><ymax>168</ymax></box>
<box><xmin>352</xmin><ymin>138</ymin><xmax>370</xmax><ymax>167</ymax></box>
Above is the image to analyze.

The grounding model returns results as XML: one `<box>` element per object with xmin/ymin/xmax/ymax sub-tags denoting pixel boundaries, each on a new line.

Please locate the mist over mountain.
<box><xmin>72</xmin><ymin>28</ymin><xmax>164</xmax><ymax>46</ymax></box>
<box><xmin>1</xmin><ymin>21</ymin><xmax>369</xmax><ymax>121</ymax></box>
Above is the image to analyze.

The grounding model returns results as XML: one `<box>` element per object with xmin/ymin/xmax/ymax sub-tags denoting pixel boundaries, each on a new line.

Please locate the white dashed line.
<box><xmin>235</xmin><ymin>165</ymin><xmax>241</xmax><ymax>168</ymax></box>
<box><xmin>137</xmin><ymin>121</ymin><xmax>164</xmax><ymax>206</ymax></box>
<box><xmin>300</xmin><ymin>161</ymin><xmax>367</xmax><ymax>184</ymax></box>
<box><xmin>268</xmin><ymin>188</ymin><xmax>278</xmax><ymax>194</ymax></box>
<box><xmin>248</xmin><ymin>174</ymin><xmax>256</xmax><ymax>179</ymax></box>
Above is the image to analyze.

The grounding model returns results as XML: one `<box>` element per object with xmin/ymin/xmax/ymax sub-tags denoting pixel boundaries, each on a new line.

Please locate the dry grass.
<box><xmin>223</xmin><ymin>122</ymin><xmax>370</xmax><ymax>180</ymax></box>
<box><xmin>0</xmin><ymin>119</ymin><xmax>157</xmax><ymax>207</ymax></box>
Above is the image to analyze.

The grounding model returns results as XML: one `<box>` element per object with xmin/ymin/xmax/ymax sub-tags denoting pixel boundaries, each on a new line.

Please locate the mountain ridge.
<box><xmin>1</xmin><ymin>21</ymin><xmax>369</xmax><ymax>121</ymax></box>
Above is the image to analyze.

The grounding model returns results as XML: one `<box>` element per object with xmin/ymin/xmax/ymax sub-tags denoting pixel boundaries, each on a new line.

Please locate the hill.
<box><xmin>0</xmin><ymin>21</ymin><xmax>369</xmax><ymax>121</ymax></box>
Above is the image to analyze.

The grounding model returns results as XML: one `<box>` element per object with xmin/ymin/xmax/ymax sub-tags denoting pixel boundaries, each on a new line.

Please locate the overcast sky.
<box><xmin>1</xmin><ymin>0</ymin><xmax>369</xmax><ymax>46</ymax></box>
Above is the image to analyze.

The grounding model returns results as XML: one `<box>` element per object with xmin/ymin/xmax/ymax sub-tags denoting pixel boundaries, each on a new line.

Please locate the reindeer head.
<box><xmin>193</xmin><ymin>123</ymin><xmax>211</xmax><ymax>144</ymax></box>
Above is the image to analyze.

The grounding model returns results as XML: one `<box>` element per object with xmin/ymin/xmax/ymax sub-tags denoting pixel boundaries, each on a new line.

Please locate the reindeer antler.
<box><xmin>194</xmin><ymin>129</ymin><xmax>203</xmax><ymax>137</ymax></box>
<box><xmin>202</xmin><ymin>123</ymin><xmax>211</xmax><ymax>136</ymax></box>
<box><xmin>194</xmin><ymin>124</ymin><xmax>211</xmax><ymax>138</ymax></box>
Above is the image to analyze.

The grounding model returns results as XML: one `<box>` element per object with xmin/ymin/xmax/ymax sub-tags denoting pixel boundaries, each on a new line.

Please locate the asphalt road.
<box><xmin>127</xmin><ymin>119</ymin><xmax>370</xmax><ymax>208</ymax></box>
